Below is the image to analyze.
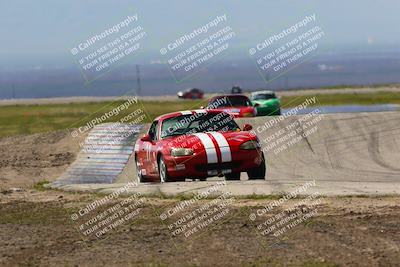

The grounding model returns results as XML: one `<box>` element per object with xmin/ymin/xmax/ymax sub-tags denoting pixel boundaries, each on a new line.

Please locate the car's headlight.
<box><xmin>240</xmin><ymin>140</ymin><xmax>260</xmax><ymax>150</ymax></box>
<box><xmin>171</xmin><ymin>148</ymin><xmax>194</xmax><ymax>156</ymax></box>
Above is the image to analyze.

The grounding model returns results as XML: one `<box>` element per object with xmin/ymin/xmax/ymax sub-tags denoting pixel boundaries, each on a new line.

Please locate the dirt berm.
<box><xmin>248</xmin><ymin>110</ymin><xmax>400</xmax><ymax>183</ymax></box>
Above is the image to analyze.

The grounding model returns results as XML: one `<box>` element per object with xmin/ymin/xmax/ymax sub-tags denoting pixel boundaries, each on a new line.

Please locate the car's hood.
<box><xmin>165</xmin><ymin>131</ymin><xmax>257</xmax><ymax>151</ymax></box>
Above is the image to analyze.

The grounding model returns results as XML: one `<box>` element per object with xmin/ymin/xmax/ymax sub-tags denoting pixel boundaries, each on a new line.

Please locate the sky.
<box><xmin>0</xmin><ymin>0</ymin><xmax>400</xmax><ymax>67</ymax></box>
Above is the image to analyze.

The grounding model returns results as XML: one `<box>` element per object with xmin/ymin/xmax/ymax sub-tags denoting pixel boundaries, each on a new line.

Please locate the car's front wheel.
<box><xmin>158</xmin><ymin>155</ymin><xmax>170</xmax><ymax>183</ymax></box>
<box><xmin>247</xmin><ymin>153</ymin><xmax>266</xmax><ymax>180</ymax></box>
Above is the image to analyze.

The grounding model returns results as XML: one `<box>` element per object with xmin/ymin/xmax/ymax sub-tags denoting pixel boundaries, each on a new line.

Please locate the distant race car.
<box><xmin>134</xmin><ymin>110</ymin><xmax>266</xmax><ymax>182</ymax></box>
<box><xmin>250</xmin><ymin>90</ymin><xmax>281</xmax><ymax>116</ymax></box>
<box><xmin>206</xmin><ymin>94</ymin><xmax>256</xmax><ymax>117</ymax></box>
<box><xmin>177</xmin><ymin>88</ymin><xmax>204</xmax><ymax>99</ymax></box>
<box><xmin>231</xmin><ymin>85</ymin><xmax>242</xmax><ymax>94</ymax></box>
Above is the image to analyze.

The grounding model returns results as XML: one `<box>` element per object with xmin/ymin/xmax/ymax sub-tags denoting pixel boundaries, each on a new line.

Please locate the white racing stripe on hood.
<box><xmin>180</xmin><ymin>110</ymin><xmax>193</xmax><ymax>115</ymax></box>
<box><xmin>208</xmin><ymin>132</ymin><xmax>232</xmax><ymax>162</ymax></box>
<box><xmin>193</xmin><ymin>133</ymin><xmax>218</xmax><ymax>163</ymax></box>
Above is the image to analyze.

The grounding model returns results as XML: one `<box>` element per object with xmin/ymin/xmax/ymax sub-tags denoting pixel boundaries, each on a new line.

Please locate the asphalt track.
<box><xmin>52</xmin><ymin>111</ymin><xmax>400</xmax><ymax>196</ymax></box>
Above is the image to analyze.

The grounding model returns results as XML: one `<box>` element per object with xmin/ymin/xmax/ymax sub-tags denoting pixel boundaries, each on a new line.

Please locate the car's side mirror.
<box><xmin>253</xmin><ymin>103</ymin><xmax>260</xmax><ymax>107</ymax></box>
<box><xmin>243</xmin><ymin>124</ymin><xmax>253</xmax><ymax>131</ymax></box>
<box><xmin>140</xmin><ymin>134</ymin><xmax>151</xmax><ymax>142</ymax></box>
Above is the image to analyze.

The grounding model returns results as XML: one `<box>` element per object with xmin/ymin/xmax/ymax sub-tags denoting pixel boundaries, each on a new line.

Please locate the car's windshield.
<box><xmin>209</xmin><ymin>96</ymin><xmax>251</xmax><ymax>108</ymax></box>
<box><xmin>252</xmin><ymin>93</ymin><xmax>276</xmax><ymax>100</ymax></box>
<box><xmin>160</xmin><ymin>112</ymin><xmax>240</xmax><ymax>138</ymax></box>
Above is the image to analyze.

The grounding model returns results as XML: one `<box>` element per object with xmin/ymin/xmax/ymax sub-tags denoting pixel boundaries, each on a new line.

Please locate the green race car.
<box><xmin>250</xmin><ymin>90</ymin><xmax>281</xmax><ymax>116</ymax></box>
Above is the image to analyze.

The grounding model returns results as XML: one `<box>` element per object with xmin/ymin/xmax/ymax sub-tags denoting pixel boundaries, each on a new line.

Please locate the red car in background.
<box><xmin>134</xmin><ymin>109</ymin><xmax>266</xmax><ymax>182</ymax></box>
<box><xmin>206</xmin><ymin>94</ymin><xmax>256</xmax><ymax>117</ymax></box>
<box><xmin>177</xmin><ymin>88</ymin><xmax>204</xmax><ymax>99</ymax></box>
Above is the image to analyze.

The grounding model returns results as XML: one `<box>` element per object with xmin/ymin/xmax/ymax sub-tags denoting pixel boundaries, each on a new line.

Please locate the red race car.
<box><xmin>177</xmin><ymin>88</ymin><xmax>204</xmax><ymax>99</ymax></box>
<box><xmin>134</xmin><ymin>110</ymin><xmax>265</xmax><ymax>182</ymax></box>
<box><xmin>206</xmin><ymin>94</ymin><xmax>256</xmax><ymax>118</ymax></box>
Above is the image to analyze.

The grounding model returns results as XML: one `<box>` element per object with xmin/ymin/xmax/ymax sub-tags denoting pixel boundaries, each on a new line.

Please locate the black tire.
<box><xmin>158</xmin><ymin>155</ymin><xmax>170</xmax><ymax>183</ymax></box>
<box><xmin>135</xmin><ymin>157</ymin><xmax>147</xmax><ymax>183</ymax></box>
<box><xmin>247</xmin><ymin>153</ymin><xmax>266</xmax><ymax>180</ymax></box>
<box><xmin>225</xmin><ymin>172</ymin><xmax>241</xmax><ymax>180</ymax></box>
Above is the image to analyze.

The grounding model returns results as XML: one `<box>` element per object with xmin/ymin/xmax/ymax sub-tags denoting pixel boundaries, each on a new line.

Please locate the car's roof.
<box><xmin>154</xmin><ymin>109</ymin><xmax>223</xmax><ymax>121</ymax></box>
<box><xmin>251</xmin><ymin>90</ymin><xmax>276</xmax><ymax>95</ymax></box>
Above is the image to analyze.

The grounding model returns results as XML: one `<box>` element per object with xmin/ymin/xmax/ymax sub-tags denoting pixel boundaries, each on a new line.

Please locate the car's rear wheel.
<box><xmin>135</xmin><ymin>157</ymin><xmax>147</xmax><ymax>183</ymax></box>
<box><xmin>247</xmin><ymin>153</ymin><xmax>266</xmax><ymax>180</ymax></box>
<box><xmin>158</xmin><ymin>155</ymin><xmax>170</xmax><ymax>183</ymax></box>
<box><xmin>225</xmin><ymin>172</ymin><xmax>240</xmax><ymax>180</ymax></box>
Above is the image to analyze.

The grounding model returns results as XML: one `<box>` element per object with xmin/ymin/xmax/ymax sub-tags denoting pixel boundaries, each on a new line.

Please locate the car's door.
<box><xmin>139</xmin><ymin>121</ymin><xmax>157</xmax><ymax>176</ymax></box>
<box><xmin>147</xmin><ymin>120</ymin><xmax>159</xmax><ymax>176</ymax></box>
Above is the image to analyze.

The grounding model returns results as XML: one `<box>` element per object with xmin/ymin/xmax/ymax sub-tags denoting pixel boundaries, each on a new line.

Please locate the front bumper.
<box><xmin>164</xmin><ymin>149</ymin><xmax>264</xmax><ymax>179</ymax></box>
<box><xmin>256</xmin><ymin>106</ymin><xmax>281</xmax><ymax>116</ymax></box>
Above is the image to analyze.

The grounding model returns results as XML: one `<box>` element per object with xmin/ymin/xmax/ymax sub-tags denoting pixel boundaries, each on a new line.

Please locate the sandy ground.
<box><xmin>0</xmin><ymin>190</ymin><xmax>399</xmax><ymax>266</ymax></box>
<box><xmin>0</xmin><ymin>129</ymin><xmax>83</xmax><ymax>190</ymax></box>
<box><xmin>1</xmin><ymin>86</ymin><xmax>400</xmax><ymax>106</ymax></box>
<box><xmin>0</xmin><ymin>111</ymin><xmax>400</xmax><ymax>266</ymax></box>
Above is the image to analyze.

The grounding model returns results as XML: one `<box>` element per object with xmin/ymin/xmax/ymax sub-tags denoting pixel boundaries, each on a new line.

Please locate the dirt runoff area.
<box><xmin>0</xmin><ymin>189</ymin><xmax>399</xmax><ymax>267</ymax></box>
<box><xmin>0</xmin><ymin>130</ymin><xmax>82</xmax><ymax>190</ymax></box>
